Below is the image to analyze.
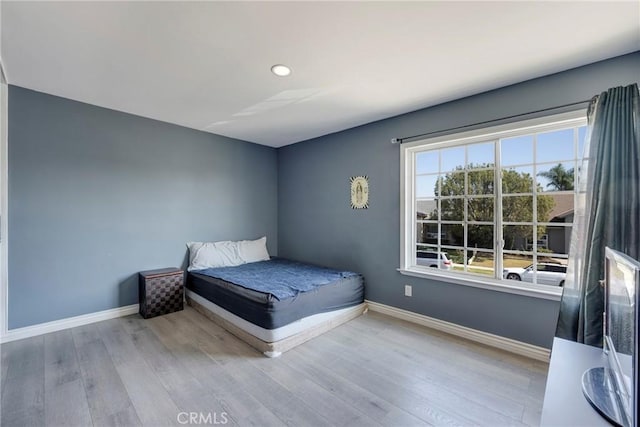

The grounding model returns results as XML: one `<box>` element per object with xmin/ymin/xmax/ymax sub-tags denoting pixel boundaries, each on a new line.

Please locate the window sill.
<box><xmin>397</xmin><ymin>267</ymin><xmax>563</xmax><ymax>301</ymax></box>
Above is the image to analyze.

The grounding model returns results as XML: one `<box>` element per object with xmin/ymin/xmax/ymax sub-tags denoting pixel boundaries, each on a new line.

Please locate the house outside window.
<box><xmin>400</xmin><ymin>111</ymin><xmax>587</xmax><ymax>296</ymax></box>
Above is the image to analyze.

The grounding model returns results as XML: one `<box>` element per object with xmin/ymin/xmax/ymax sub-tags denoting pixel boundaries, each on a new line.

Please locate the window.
<box><xmin>401</xmin><ymin>111</ymin><xmax>587</xmax><ymax>295</ymax></box>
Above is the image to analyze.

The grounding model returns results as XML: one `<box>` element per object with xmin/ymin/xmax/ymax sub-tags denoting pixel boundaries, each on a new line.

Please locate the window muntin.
<box><xmin>405</xmin><ymin>113</ymin><xmax>587</xmax><ymax>288</ymax></box>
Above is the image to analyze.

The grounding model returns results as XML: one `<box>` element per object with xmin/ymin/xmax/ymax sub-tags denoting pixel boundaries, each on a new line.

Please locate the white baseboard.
<box><xmin>365</xmin><ymin>300</ymin><xmax>551</xmax><ymax>362</ymax></box>
<box><xmin>0</xmin><ymin>304</ymin><xmax>140</xmax><ymax>343</ymax></box>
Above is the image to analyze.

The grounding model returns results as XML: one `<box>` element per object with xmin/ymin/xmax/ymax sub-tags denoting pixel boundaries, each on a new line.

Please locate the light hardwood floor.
<box><xmin>1</xmin><ymin>307</ymin><xmax>548</xmax><ymax>426</ymax></box>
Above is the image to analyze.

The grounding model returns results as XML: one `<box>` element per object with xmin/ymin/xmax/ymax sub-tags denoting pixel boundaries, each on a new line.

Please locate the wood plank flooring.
<box><xmin>1</xmin><ymin>307</ymin><xmax>548</xmax><ymax>426</ymax></box>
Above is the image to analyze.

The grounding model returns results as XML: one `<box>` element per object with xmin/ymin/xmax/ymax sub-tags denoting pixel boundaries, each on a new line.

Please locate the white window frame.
<box><xmin>399</xmin><ymin>110</ymin><xmax>587</xmax><ymax>300</ymax></box>
<box><xmin>0</xmin><ymin>74</ymin><xmax>6</xmax><ymax>337</ymax></box>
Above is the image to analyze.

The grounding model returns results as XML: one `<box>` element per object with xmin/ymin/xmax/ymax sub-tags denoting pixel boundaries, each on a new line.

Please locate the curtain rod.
<box><xmin>390</xmin><ymin>99</ymin><xmax>592</xmax><ymax>145</ymax></box>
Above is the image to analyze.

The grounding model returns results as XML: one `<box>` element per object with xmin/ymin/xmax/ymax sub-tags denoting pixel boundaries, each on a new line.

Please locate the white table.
<box><xmin>540</xmin><ymin>337</ymin><xmax>611</xmax><ymax>426</ymax></box>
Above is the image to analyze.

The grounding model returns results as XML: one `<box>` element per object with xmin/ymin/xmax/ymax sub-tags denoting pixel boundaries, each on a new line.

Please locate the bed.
<box><xmin>185</xmin><ymin>257</ymin><xmax>366</xmax><ymax>357</ymax></box>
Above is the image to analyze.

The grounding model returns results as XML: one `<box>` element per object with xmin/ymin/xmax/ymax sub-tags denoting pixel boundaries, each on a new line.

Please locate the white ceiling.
<box><xmin>2</xmin><ymin>1</ymin><xmax>639</xmax><ymax>148</ymax></box>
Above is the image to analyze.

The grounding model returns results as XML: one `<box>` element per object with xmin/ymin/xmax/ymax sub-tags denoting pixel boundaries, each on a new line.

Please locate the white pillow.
<box><xmin>186</xmin><ymin>240</ymin><xmax>244</xmax><ymax>271</ymax></box>
<box><xmin>187</xmin><ymin>241</ymin><xmax>205</xmax><ymax>267</ymax></box>
<box><xmin>237</xmin><ymin>236</ymin><xmax>270</xmax><ymax>264</ymax></box>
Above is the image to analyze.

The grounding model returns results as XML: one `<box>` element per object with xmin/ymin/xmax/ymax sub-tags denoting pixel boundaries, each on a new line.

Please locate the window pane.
<box><xmin>538</xmin><ymin>193</ymin><xmax>574</xmax><ymax>223</ymax></box>
<box><xmin>537</xmin><ymin>161</ymin><xmax>575</xmax><ymax>192</ymax></box>
<box><xmin>501</xmin><ymin>135</ymin><xmax>533</xmax><ymax>166</ymax></box>
<box><xmin>441</xmin><ymin>146</ymin><xmax>465</xmax><ymax>172</ymax></box>
<box><xmin>445</xmin><ymin>248</ymin><xmax>465</xmax><ymax>271</ymax></box>
<box><xmin>416</xmin><ymin>174</ymin><xmax>438</xmax><ymax>198</ymax></box>
<box><xmin>416</xmin><ymin>247</ymin><xmax>442</xmax><ymax>268</ymax></box>
<box><xmin>416</xmin><ymin>199</ymin><xmax>438</xmax><ymax>220</ymax></box>
<box><xmin>467</xmin><ymin>142</ymin><xmax>495</xmax><ymax>169</ymax></box>
<box><xmin>417</xmin><ymin>222</ymin><xmax>440</xmax><ymax>244</ymax></box>
<box><xmin>416</xmin><ymin>151</ymin><xmax>439</xmax><ymax>174</ymax></box>
<box><xmin>526</xmin><ymin>232</ymin><xmax>549</xmax><ymax>252</ymax></box>
<box><xmin>504</xmin><ymin>225</ymin><xmax>533</xmax><ymax>251</ymax></box>
<box><xmin>442</xmin><ymin>223</ymin><xmax>464</xmax><ymax>246</ymax></box>
<box><xmin>578</xmin><ymin>126</ymin><xmax>587</xmax><ymax>158</ymax></box>
<box><xmin>438</xmin><ymin>172</ymin><xmax>464</xmax><ymax>196</ymax></box>
<box><xmin>537</xmin><ymin>129</ymin><xmax>574</xmax><ymax>163</ymax></box>
<box><xmin>468</xmin><ymin>170</ymin><xmax>495</xmax><ymax>195</ymax></box>
<box><xmin>468</xmin><ymin>225</ymin><xmax>494</xmax><ymax>249</ymax></box>
<box><xmin>468</xmin><ymin>251</ymin><xmax>495</xmax><ymax>276</ymax></box>
<box><xmin>503</xmin><ymin>195</ymin><xmax>534</xmax><ymax>223</ymax></box>
<box><xmin>541</xmin><ymin>224</ymin><xmax>573</xmax><ymax>256</ymax></box>
<box><xmin>502</xmin><ymin>166</ymin><xmax>534</xmax><ymax>194</ymax></box>
<box><xmin>417</xmin><ymin>243</ymin><xmax>438</xmax><ymax>251</ymax></box>
<box><xmin>503</xmin><ymin>253</ymin><xmax>534</xmax><ymax>282</ymax></box>
<box><xmin>440</xmin><ymin>198</ymin><xmax>464</xmax><ymax>221</ymax></box>
<box><xmin>442</xmin><ymin>248</ymin><xmax>466</xmax><ymax>271</ymax></box>
<box><xmin>467</xmin><ymin>197</ymin><xmax>494</xmax><ymax>222</ymax></box>
<box><xmin>531</xmin><ymin>261</ymin><xmax>567</xmax><ymax>286</ymax></box>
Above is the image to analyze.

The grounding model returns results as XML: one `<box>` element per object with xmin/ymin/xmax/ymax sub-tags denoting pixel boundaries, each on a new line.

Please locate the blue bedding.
<box><xmin>193</xmin><ymin>258</ymin><xmax>359</xmax><ymax>301</ymax></box>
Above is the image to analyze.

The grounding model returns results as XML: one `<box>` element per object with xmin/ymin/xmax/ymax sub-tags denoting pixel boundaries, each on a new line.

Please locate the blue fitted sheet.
<box><xmin>193</xmin><ymin>258</ymin><xmax>359</xmax><ymax>301</ymax></box>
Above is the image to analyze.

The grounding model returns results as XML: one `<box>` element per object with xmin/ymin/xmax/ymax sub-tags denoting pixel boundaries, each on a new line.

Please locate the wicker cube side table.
<box><xmin>138</xmin><ymin>267</ymin><xmax>184</xmax><ymax>319</ymax></box>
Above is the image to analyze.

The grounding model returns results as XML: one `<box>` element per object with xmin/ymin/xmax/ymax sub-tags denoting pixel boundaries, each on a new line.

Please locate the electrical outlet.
<box><xmin>404</xmin><ymin>285</ymin><xmax>412</xmax><ymax>297</ymax></box>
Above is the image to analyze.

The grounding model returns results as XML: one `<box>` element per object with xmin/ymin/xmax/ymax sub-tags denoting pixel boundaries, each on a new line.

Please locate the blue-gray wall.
<box><xmin>278</xmin><ymin>52</ymin><xmax>640</xmax><ymax>348</ymax></box>
<box><xmin>8</xmin><ymin>86</ymin><xmax>278</xmax><ymax>329</ymax></box>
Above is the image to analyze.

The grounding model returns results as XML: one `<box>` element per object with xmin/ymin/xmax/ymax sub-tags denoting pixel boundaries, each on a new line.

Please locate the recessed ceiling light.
<box><xmin>271</xmin><ymin>64</ymin><xmax>291</xmax><ymax>77</ymax></box>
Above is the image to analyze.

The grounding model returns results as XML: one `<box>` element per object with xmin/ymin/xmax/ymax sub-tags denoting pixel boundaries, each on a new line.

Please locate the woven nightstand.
<box><xmin>138</xmin><ymin>267</ymin><xmax>184</xmax><ymax>319</ymax></box>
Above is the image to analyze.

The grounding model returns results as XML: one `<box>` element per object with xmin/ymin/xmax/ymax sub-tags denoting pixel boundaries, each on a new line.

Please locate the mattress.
<box><xmin>186</xmin><ymin>259</ymin><xmax>364</xmax><ymax>330</ymax></box>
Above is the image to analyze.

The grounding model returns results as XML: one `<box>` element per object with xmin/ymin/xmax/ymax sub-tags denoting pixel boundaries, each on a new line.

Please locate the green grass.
<box><xmin>450</xmin><ymin>254</ymin><xmax>534</xmax><ymax>276</ymax></box>
<box><xmin>452</xmin><ymin>265</ymin><xmax>494</xmax><ymax>276</ymax></box>
<box><xmin>471</xmin><ymin>256</ymin><xmax>533</xmax><ymax>269</ymax></box>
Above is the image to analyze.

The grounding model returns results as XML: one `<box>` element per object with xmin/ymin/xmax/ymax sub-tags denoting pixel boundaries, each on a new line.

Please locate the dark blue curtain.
<box><xmin>556</xmin><ymin>83</ymin><xmax>640</xmax><ymax>346</ymax></box>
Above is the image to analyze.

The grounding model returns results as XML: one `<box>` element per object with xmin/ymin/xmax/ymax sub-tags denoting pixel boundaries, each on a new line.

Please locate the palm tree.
<box><xmin>537</xmin><ymin>163</ymin><xmax>574</xmax><ymax>191</ymax></box>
